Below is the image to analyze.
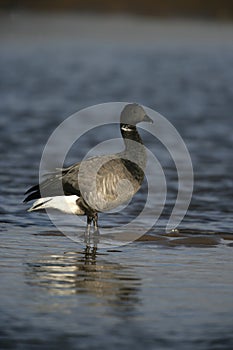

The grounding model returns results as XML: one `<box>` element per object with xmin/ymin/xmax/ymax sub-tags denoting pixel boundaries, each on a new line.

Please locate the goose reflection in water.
<box><xmin>26</xmin><ymin>247</ymin><xmax>141</xmax><ymax>310</ymax></box>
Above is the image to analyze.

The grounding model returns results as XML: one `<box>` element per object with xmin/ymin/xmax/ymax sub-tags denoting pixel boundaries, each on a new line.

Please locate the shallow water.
<box><xmin>1</xmin><ymin>15</ymin><xmax>233</xmax><ymax>349</ymax></box>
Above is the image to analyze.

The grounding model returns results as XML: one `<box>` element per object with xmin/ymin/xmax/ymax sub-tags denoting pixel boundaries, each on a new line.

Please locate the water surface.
<box><xmin>1</xmin><ymin>14</ymin><xmax>233</xmax><ymax>349</ymax></box>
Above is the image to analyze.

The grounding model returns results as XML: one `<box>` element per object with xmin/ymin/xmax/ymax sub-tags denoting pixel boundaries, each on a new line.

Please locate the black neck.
<box><xmin>119</xmin><ymin>123</ymin><xmax>147</xmax><ymax>179</ymax></box>
<box><xmin>120</xmin><ymin>123</ymin><xmax>143</xmax><ymax>145</ymax></box>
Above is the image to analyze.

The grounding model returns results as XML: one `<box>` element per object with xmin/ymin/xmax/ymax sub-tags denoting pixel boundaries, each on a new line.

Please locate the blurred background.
<box><xmin>0</xmin><ymin>0</ymin><xmax>233</xmax><ymax>18</ymax></box>
<box><xmin>1</xmin><ymin>0</ymin><xmax>233</xmax><ymax>224</ymax></box>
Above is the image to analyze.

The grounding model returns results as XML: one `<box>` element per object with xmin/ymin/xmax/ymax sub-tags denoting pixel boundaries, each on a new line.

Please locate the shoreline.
<box><xmin>1</xmin><ymin>12</ymin><xmax>233</xmax><ymax>48</ymax></box>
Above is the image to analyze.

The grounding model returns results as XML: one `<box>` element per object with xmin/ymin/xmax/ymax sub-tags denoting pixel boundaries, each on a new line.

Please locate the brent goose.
<box><xmin>24</xmin><ymin>103</ymin><xmax>153</xmax><ymax>233</ymax></box>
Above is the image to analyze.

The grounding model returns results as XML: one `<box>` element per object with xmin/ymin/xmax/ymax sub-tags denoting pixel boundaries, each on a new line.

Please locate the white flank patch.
<box><xmin>28</xmin><ymin>195</ymin><xmax>84</xmax><ymax>215</ymax></box>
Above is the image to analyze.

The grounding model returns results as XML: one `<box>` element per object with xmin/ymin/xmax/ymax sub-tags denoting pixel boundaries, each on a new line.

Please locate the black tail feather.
<box><xmin>23</xmin><ymin>164</ymin><xmax>79</xmax><ymax>203</ymax></box>
<box><xmin>24</xmin><ymin>177</ymin><xmax>65</xmax><ymax>203</ymax></box>
<box><xmin>24</xmin><ymin>184</ymin><xmax>40</xmax><ymax>195</ymax></box>
<box><xmin>23</xmin><ymin>190</ymin><xmax>41</xmax><ymax>203</ymax></box>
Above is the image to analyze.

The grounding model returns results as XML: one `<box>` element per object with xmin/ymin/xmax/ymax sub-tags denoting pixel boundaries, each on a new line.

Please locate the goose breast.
<box><xmin>77</xmin><ymin>155</ymin><xmax>143</xmax><ymax>212</ymax></box>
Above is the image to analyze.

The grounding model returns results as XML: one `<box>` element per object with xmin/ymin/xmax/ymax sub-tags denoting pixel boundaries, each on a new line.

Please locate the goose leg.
<box><xmin>93</xmin><ymin>212</ymin><xmax>99</xmax><ymax>234</ymax></box>
<box><xmin>93</xmin><ymin>213</ymin><xmax>100</xmax><ymax>245</ymax></box>
<box><xmin>85</xmin><ymin>213</ymin><xmax>99</xmax><ymax>246</ymax></box>
<box><xmin>85</xmin><ymin>215</ymin><xmax>92</xmax><ymax>237</ymax></box>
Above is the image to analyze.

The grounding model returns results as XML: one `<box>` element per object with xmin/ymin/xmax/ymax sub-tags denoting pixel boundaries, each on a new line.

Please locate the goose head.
<box><xmin>120</xmin><ymin>103</ymin><xmax>153</xmax><ymax>126</ymax></box>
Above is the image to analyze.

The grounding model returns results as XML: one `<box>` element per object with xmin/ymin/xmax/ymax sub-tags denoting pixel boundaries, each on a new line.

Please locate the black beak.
<box><xmin>143</xmin><ymin>114</ymin><xmax>153</xmax><ymax>123</ymax></box>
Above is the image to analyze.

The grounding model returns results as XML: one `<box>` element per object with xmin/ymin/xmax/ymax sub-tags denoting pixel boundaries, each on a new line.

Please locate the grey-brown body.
<box><xmin>24</xmin><ymin>104</ymin><xmax>152</xmax><ymax>232</ymax></box>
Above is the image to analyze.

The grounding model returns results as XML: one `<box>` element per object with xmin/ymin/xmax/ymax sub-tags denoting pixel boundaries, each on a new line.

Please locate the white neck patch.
<box><xmin>121</xmin><ymin>125</ymin><xmax>134</xmax><ymax>132</ymax></box>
